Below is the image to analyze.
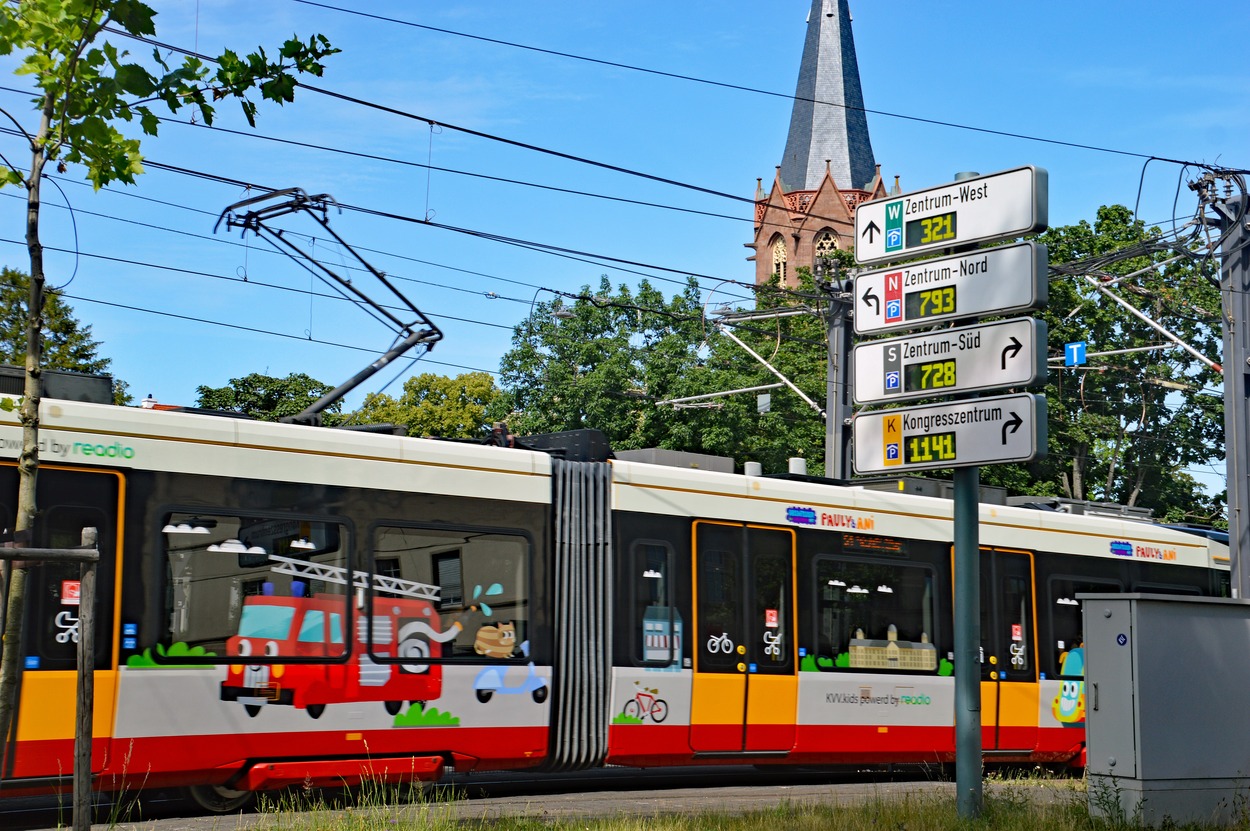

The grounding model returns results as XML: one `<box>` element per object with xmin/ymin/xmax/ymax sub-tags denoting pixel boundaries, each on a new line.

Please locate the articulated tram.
<box><xmin>0</xmin><ymin>395</ymin><xmax>1228</xmax><ymax>811</ymax></box>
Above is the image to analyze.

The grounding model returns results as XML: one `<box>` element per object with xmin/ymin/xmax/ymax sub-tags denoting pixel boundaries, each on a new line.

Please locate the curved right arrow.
<box><xmin>1001</xmin><ymin>411</ymin><xmax>1023</xmax><ymax>444</ymax></box>
<box><xmin>1001</xmin><ymin>336</ymin><xmax>1022</xmax><ymax>370</ymax></box>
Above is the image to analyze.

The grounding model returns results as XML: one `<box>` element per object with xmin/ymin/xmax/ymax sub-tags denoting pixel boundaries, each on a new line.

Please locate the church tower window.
<box><xmin>772</xmin><ymin>236</ymin><xmax>788</xmax><ymax>284</ymax></box>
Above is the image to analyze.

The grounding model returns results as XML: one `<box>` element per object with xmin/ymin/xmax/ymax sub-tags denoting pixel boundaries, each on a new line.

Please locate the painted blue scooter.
<box><xmin>473</xmin><ymin>640</ymin><xmax>548</xmax><ymax>703</ymax></box>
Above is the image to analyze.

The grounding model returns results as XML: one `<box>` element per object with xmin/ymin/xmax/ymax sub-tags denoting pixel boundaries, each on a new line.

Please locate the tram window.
<box><xmin>1000</xmin><ymin>573</ymin><xmax>1032</xmax><ymax>677</ymax></box>
<box><xmin>813</xmin><ymin>557</ymin><xmax>937</xmax><ymax>673</ymax></box>
<box><xmin>1047</xmin><ymin>576</ymin><xmax>1118</xmax><ymax>679</ymax></box>
<box><xmin>697</xmin><ymin>545</ymin><xmax>740</xmax><ymax>673</ymax></box>
<box><xmin>155</xmin><ymin>511</ymin><xmax>349</xmax><ymax>664</ymax></box>
<box><xmin>1132</xmin><ymin>581</ymin><xmax>1200</xmax><ymax>596</ymax></box>
<box><xmin>28</xmin><ymin>504</ymin><xmax>112</xmax><ymax>670</ymax></box>
<box><xmin>631</xmin><ymin>541</ymin><xmax>680</xmax><ymax>667</ymax></box>
<box><xmin>373</xmin><ymin>526</ymin><xmax>529</xmax><ymax>660</ymax></box>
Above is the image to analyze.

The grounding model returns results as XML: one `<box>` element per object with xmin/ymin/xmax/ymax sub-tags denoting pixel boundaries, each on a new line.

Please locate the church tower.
<box><xmin>751</xmin><ymin>0</ymin><xmax>893</xmax><ymax>287</ymax></box>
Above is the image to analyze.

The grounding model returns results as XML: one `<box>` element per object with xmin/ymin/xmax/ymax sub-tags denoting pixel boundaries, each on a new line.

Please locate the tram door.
<box><xmin>3</xmin><ymin>466</ymin><xmax>120</xmax><ymax>780</ymax></box>
<box><xmin>978</xmin><ymin>547</ymin><xmax>1038</xmax><ymax>752</ymax></box>
<box><xmin>690</xmin><ymin>522</ymin><xmax>796</xmax><ymax>753</ymax></box>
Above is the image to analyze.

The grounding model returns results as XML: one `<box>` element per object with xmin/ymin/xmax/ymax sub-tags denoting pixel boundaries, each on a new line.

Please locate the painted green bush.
<box><xmin>125</xmin><ymin>642</ymin><xmax>216</xmax><ymax>668</ymax></box>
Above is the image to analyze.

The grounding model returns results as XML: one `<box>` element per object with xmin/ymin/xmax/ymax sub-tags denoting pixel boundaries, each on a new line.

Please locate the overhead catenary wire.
<box><xmin>289</xmin><ymin>0</ymin><xmax>1246</xmax><ymax>170</ymax></box>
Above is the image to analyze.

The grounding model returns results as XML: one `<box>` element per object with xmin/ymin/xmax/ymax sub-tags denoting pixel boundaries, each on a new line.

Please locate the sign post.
<box><xmin>851</xmin><ymin>166</ymin><xmax>1049</xmax><ymax>820</ymax></box>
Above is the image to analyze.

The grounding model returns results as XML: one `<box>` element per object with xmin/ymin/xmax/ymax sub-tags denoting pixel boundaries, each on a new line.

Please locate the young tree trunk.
<box><xmin>0</xmin><ymin>98</ymin><xmax>51</xmax><ymax>775</ymax></box>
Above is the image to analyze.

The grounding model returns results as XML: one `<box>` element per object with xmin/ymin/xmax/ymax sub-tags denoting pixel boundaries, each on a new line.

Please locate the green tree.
<box><xmin>495</xmin><ymin>273</ymin><xmax>830</xmax><ymax>473</ymax></box>
<box><xmin>982</xmin><ymin>206</ymin><xmax>1224</xmax><ymax>522</ymax></box>
<box><xmin>497</xmin><ymin>276</ymin><xmax>719</xmax><ymax>450</ymax></box>
<box><xmin>353</xmin><ymin>371</ymin><xmax>500</xmax><ymax>439</ymax></box>
<box><xmin>196</xmin><ymin>372</ymin><xmax>340</xmax><ymax>424</ymax></box>
<box><xmin>0</xmin><ymin>0</ymin><xmax>336</xmax><ymax>760</ymax></box>
<box><xmin>0</xmin><ymin>266</ymin><xmax>130</xmax><ymax>403</ymax></box>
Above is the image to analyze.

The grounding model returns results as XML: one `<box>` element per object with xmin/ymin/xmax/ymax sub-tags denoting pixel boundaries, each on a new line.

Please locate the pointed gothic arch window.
<box><xmin>771</xmin><ymin>235</ymin><xmax>788</xmax><ymax>283</ymax></box>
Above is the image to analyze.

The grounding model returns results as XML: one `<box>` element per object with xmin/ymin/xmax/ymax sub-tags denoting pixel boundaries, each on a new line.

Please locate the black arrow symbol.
<box><xmin>862</xmin><ymin>287</ymin><xmax>880</xmax><ymax>315</ymax></box>
<box><xmin>1001</xmin><ymin>336</ymin><xmax>1022</xmax><ymax>370</ymax></box>
<box><xmin>861</xmin><ymin>220</ymin><xmax>880</xmax><ymax>244</ymax></box>
<box><xmin>1001</xmin><ymin>411</ymin><xmax>1023</xmax><ymax>445</ymax></box>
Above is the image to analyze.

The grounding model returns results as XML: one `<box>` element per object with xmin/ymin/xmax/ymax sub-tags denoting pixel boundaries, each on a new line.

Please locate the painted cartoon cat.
<box><xmin>474</xmin><ymin>622</ymin><xmax>517</xmax><ymax>658</ymax></box>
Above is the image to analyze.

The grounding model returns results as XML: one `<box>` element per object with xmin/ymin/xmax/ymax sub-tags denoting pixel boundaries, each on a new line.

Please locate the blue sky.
<box><xmin>1</xmin><ymin>0</ymin><xmax>1246</xmax><ymax>450</ymax></box>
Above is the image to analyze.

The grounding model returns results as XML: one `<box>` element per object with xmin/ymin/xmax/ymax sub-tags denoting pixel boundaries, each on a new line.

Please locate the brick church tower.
<box><xmin>750</xmin><ymin>0</ymin><xmax>894</xmax><ymax>287</ymax></box>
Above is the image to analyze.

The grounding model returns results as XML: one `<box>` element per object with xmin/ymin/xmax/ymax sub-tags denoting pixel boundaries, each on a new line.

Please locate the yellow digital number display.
<box><xmin>904</xmin><ymin>432</ymin><xmax>957</xmax><ymax>464</ymax></box>
<box><xmin>905</xmin><ymin>211</ymin><xmax>958</xmax><ymax>247</ymax></box>
<box><xmin>903</xmin><ymin>359</ymin><xmax>957</xmax><ymax>393</ymax></box>
<box><xmin>905</xmin><ymin>285</ymin><xmax>956</xmax><ymax>319</ymax></box>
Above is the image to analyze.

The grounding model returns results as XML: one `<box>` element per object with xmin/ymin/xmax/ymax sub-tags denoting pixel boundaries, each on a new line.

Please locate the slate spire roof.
<box><xmin>778</xmin><ymin>0</ymin><xmax>876</xmax><ymax>193</ymax></box>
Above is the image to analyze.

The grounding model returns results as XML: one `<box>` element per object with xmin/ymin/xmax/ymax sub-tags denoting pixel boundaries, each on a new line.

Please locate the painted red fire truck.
<box><xmin>220</xmin><ymin>555</ymin><xmax>461</xmax><ymax>718</ymax></box>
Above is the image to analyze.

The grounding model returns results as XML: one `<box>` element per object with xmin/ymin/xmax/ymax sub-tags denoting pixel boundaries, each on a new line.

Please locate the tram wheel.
<box><xmin>306</xmin><ymin>703</ymin><xmax>326</xmax><ymax>719</ymax></box>
<box><xmin>385</xmin><ymin>700</ymin><xmax>403</xmax><ymax>716</ymax></box>
<box><xmin>185</xmin><ymin>783</ymin><xmax>255</xmax><ymax>814</ymax></box>
<box><xmin>244</xmin><ymin>704</ymin><xmax>262</xmax><ymax>718</ymax></box>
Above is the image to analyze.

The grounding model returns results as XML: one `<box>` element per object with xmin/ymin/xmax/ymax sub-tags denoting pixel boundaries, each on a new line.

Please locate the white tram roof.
<box><xmin>0</xmin><ymin>394</ymin><xmax>1227</xmax><ymax>570</ymax></box>
<box><xmin>0</xmin><ymin>395</ymin><xmax>553</xmax><ymax>506</ymax></box>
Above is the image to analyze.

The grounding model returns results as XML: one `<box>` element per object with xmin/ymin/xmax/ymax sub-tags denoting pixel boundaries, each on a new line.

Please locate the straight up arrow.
<box><xmin>861</xmin><ymin>220</ymin><xmax>880</xmax><ymax>244</ymax></box>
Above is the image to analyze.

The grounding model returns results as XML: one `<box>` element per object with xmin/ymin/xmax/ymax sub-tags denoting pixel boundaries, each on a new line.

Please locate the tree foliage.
<box><xmin>354</xmin><ymin>371</ymin><xmax>501</xmax><ymax>439</ymax></box>
<box><xmin>0</xmin><ymin>1</ymin><xmax>337</xmax><ymax>189</ymax></box>
<box><xmin>493</xmin><ymin>214</ymin><xmax>1223</xmax><ymax>523</ymax></box>
<box><xmin>982</xmin><ymin>206</ymin><xmax>1224</xmax><ymax>523</ymax></box>
<box><xmin>196</xmin><ymin>372</ymin><xmax>340</xmax><ymax>424</ymax></box>
<box><xmin>2</xmin><ymin>266</ymin><xmax>101</xmax><ymax>372</ymax></box>
<box><xmin>495</xmin><ymin>273</ymin><xmax>831</xmax><ymax>473</ymax></box>
<box><xmin>0</xmin><ymin>267</ymin><xmax>129</xmax><ymax>403</ymax></box>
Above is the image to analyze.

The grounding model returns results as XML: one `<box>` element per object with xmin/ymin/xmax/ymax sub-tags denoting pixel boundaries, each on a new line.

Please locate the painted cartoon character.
<box><xmin>474</xmin><ymin>622</ymin><xmax>517</xmax><ymax>658</ymax></box>
<box><xmin>1051</xmin><ymin>645</ymin><xmax>1086</xmax><ymax>726</ymax></box>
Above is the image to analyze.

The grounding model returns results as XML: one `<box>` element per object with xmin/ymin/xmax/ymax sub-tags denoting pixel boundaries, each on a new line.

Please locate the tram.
<box><xmin>0</xmin><ymin>394</ymin><xmax>1228</xmax><ymax>811</ymax></box>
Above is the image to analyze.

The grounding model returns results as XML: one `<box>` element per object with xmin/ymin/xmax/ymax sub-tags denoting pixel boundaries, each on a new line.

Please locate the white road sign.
<box><xmin>852</xmin><ymin>318</ymin><xmax>1047</xmax><ymax>405</ymax></box>
<box><xmin>853</xmin><ymin>242</ymin><xmax>1048</xmax><ymax>335</ymax></box>
<box><xmin>854</xmin><ymin>166</ymin><xmax>1048</xmax><ymax>265</ymax></box>
<box><xmin>852</xmin><ymin>393</ymin><xmax>1047</xmax><ymax>474</ymax></box>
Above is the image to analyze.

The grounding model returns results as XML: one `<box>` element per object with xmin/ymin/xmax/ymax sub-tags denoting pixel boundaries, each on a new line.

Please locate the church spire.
<box><xmin>777</xmin><ymin>0</ymin><xmax>876</xmax><ymax>193</ymax></box>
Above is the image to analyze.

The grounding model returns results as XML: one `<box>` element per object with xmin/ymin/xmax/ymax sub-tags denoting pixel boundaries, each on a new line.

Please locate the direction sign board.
<box><xmin>853</xmin><ymin>242</ymin><xmax>1048</xmax><ymax>335</ymax></box>
<box><xmin>854</xmin><ymin>166</ymin><xmax>1048</xmax><ymax>265</ymax></box>
<box><xmin>853</xmin><ymin>318</ymin><xmax>1047</xmax><ymax>405</ymax></box>
<box><xmin>852</xmin><ymin>393</ymin><xmax>1047</xmax><ymax>474</ymax></box>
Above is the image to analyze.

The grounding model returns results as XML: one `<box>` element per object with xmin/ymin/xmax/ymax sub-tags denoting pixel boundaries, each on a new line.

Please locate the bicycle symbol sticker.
<box><xmin>622</xmin><ymin>681</ymin><xmax>668</xmax><ymax>723</ymax></box>
<box><xmin>706</xmin><ymin>632</ymin><xmax>734</xmax><ymax>654</ymax></box>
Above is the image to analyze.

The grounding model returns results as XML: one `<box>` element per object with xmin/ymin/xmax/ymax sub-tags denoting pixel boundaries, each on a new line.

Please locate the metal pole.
<box><xmin>953</xmin><ymin>466</ymin><xmax>982</xmax><ymax>818</ymax></box>
<box><xmin>1219</xmin><ymin>195</ymin><xmax>1250</xmax><ymax>598</ymax></box>
<box><xmin>949</xmin><ymin>169</ymin><xmax>982</xmax><ymax>819</ymax></box>
<box><xmin>826</xmin><ymin>300</ymin><xmax>854</xmax><ymax>481</ymax></box>
<box><xmin>73</xmin><ymin>526</ymin><xmax>98</xmax><ymax>831</ymax></box>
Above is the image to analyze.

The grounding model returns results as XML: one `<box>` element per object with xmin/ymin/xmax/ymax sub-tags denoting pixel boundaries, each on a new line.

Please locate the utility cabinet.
<box><xmin>1084</xmin><ymin>593</ymin><xmax>1250</xmax><ymax>827</ymax></box>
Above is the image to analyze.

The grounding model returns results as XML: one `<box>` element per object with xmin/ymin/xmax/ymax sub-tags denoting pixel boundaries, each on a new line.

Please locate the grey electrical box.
<box><xmin>1084</xmin><ymin>593</ymin><xmax>1250</xmax><ymax>827</ymax></box>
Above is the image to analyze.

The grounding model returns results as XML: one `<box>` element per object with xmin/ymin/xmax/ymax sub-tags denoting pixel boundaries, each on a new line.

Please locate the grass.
<box><xmin>235</xmin><ymin>772</ymin><xmax>1180</xmax><ymax>831</ymax></box>
<box><xmin>88</xmin><ymin>769</ymin><xmax>1250</xmax><ymax>831</ymax></box>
